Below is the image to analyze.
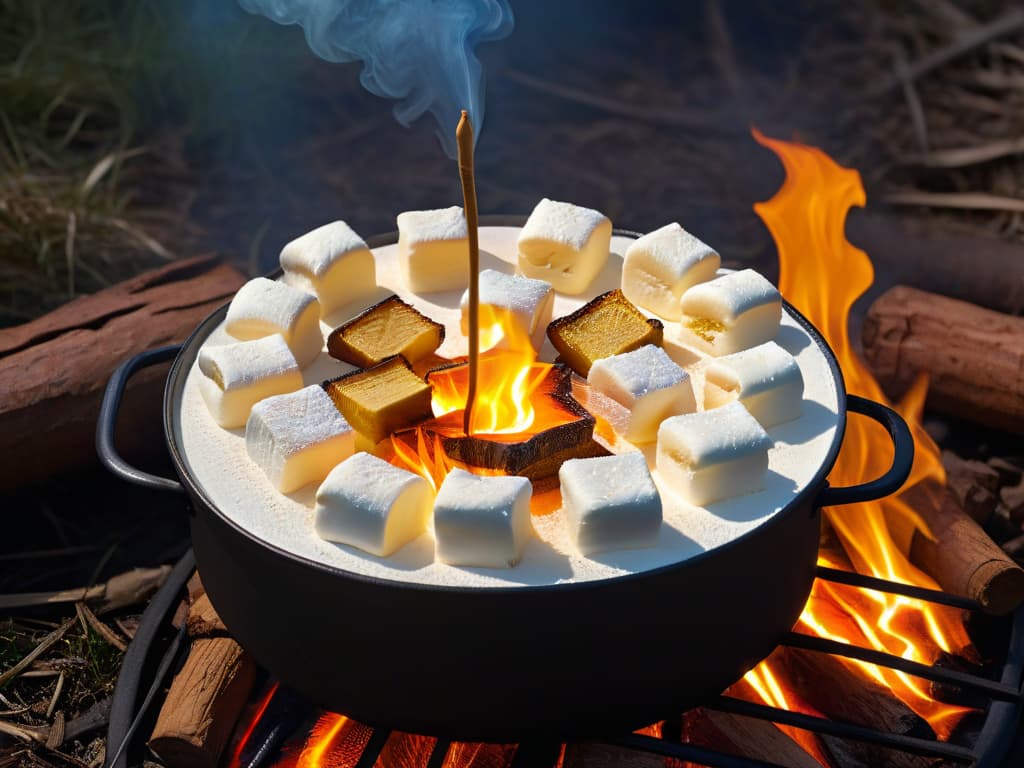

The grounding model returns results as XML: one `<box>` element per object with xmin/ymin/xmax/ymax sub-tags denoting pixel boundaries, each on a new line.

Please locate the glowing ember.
<box><xmin>744</xmin><ymin>128</ymin><xmax>973</xmax><ymax>738</ymax></box>
<box><xmin>290</xmin><ymin>713</ymin><xmax>374</xmax><ymax>768</ymax></box>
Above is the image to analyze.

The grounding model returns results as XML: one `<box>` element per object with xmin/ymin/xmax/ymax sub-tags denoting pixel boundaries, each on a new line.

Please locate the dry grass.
<box><xmin>0</xmin><ymin>0</ymin><xmax>205</xmax><ymax>326</ymax></box>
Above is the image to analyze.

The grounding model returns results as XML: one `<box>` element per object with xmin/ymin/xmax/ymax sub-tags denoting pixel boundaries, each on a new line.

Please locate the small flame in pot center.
<box><xmin>431</xmin><ymin>305</ymin><xmax>553</xmax><ymax>436</ymax></box>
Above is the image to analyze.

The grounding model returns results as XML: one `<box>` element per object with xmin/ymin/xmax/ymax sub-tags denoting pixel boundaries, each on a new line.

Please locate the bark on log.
<box><xmin>148</xmin><ymin>575</ymin><xmax>256</xmax><ymax>768</ymax></box>
<box><xmin>861</xmin><ymin>285</ymin><xmax>1024</xmax><ymax>434</ymax></box>
<box><xmin>0</xmin><ymin>254</ymin><xmax>245</xmax><ymax>487</ymax></box>
<box><xmin>679</xmin><ymin>707</ymin><xmax>823</xmax><ymax>768</ymax></box>
<box><xmin>906</xmin><ymin>480</ymin><xmax>1024</xmax><ymax>615</ymax></box>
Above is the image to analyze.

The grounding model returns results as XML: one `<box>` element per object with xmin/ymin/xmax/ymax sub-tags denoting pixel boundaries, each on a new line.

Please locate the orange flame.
<box><xmin>743</xmin><ymin>128</ymin><xmax>972</xmax><ymax>738</ymax></box>
<box><xmin>431</xmin><ymin>305</ymin><xmax>552</xmax><ymax>435</ymax></box>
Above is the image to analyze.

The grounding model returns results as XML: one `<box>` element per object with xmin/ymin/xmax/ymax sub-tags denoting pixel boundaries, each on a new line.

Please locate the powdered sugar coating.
<box><xmin>589</xmin><ymin>344</ymin><xmax>688</xmax><ymax>400</ymax></box>
<box><xmin>704</xmin><ymin>341</ymin><xmax>804</xmax><ymax>426</ymax></box>
<box><xmin>224</xmin><ymin>277</ymin><xmax>323</xmax><ymax>366</ymax></box>
<box><xmin>434</xmin><ymin>469</ymin><xmax>534</xmax><ymax>568</ymax></box>
<box><xmin>397</xmin><ymin>206</ymin><xmax>467</xmax><ymax>243</ymax></box>
<box><xmin>658</xmin><ymin>401</ymin><xmax>773</xmax><ymax>467</ymax></box>
<box><xmin>518</xmin><ymin>198</ymin><xmax>610</xmax><ymax>250</ymax></box>
<box><xmin>314</xmin><ymin>452</ymin><xmax>432</xmax><ymax>557</ymax></box>
<box><xmin>227</xmin><ymin>277</ymin><xmax>318</xmax><ymax>333</ymax></box>
<box><xmin>559</xmin><ymin>452</ymin><xmax>662</xmax><ymax>556</ymax></box>
<box><xmin>280</xmin><ymin>221</ymin><xmax>370</xmax><ymax>278</ymax></box>
<box><xmin>622</xmin><ymin>223</ymin><xmax>720</xmax><ymax>320</ymax></box>
<box><xmin>198</xmin><ymin>334</ymin><xmax>298</xmax><ymax>390</ymax></box>
<box><xmin>680</xmin><ymin>269</ymin><xmax>780</xmax><ymax>321</ymax></box>
<box><xmin>459</xmin><ymin>269</ymin><xmax>553</xmax><ymax>348</ymax></box>
<box><xmin>248</xmin><ymin>385</ymin><xmax>350</xmax><ymax>456</ymax></box>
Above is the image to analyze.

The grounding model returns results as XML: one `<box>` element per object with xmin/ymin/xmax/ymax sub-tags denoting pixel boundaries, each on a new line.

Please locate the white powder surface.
<box><xmin>280</xmin><ymin>220</ymin><xmax>369</xmax><ymax>278</ymax></box>
<box><xmin>198</xmin><ymin>334</ymin><xmax>298</xmax><ymax>389</ymax></box>
<box><xmin>397</xmin><ymin>207</ymin><xmax>467</xmax><ymax>243</ymax></box>
<box><xmin>176</xmin><ymin>226</ymin><xmax>840</xmax><ymax>589</ymax></box>
<box><xmin>518</xmin><ymin>198</ymin><xmax>610</xmax><ymax>249</ymax></box>
<box><xmin>682</xmin><ymin>268</ymin><xmax>780</xmax><ymax>319</ymax></box>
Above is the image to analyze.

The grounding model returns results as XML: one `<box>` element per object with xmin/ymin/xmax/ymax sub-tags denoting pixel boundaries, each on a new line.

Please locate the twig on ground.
<box><xmin>0</xmin><ymin>618</ymin><xmax>76</xmax><ymax>688</ymax></box>
<box><xmin>74</xmin><ymin>604</ymin><xmax>126</xmax><ymax>653</ymax></box>
<box><xmin>0</xmin><ymin>566</ymin><xmax>171</xmax><ymax>613</ymax></box>
<box><xmin>895</xmin><ymin>45</ymin><xmax>930</xmax><ymax>155</ymax></box>
<box><xmin>869</xmin><ymin>8</ymin><xmax>1024</xmax><ymax>94</ymax></box>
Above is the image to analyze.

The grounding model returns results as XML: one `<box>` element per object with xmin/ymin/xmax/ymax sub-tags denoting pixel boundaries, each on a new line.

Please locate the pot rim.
<box><xmin>163</xmin><ymin>215</ymin><xmax>848</xmax><ymax>594</ymax></box>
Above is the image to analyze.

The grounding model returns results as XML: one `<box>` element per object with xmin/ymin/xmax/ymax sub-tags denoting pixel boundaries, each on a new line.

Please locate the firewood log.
<box><xmin>680</xmin><ymin>707</ymin><xmax>823</xmax><ymax>768</ymax></box>
<box><xmin>860</xmin><ymin>285</ymin><xmax>1024</xmax><ymax>434</ymax></box>
<box><xmin>847</xmin><ymin>211</ymin><xmax>1024</xmax><ymax>316</ymax></box>
<box><xmin>148</xmin><ymin>576</ymin><xmax>255</xmax><ymax>768</ymax></box>
<box><xmin>906</xmin><ymin>480</ymin><xmax>1024</xmax><ymax>615</ymax></box>
<box><xmin>771</xmin><ymin>645</ymin><xmax>934</xmax><ymax>768</ymax></box>
<box><xmin>0</xmin><ymin>254</ymin><xmax>245</xmax><ymax>487</ymax></box>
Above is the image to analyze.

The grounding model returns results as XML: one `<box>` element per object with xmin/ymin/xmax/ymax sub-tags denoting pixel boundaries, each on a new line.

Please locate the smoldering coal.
<box><xmin>238</xmin><ymin>0</ymin><xmax>513</xmax><ymax>156</ymax></box>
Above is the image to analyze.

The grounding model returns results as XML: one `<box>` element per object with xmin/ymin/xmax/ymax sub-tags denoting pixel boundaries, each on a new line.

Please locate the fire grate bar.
<box><xmin>354</xmin><ymin>727</ymin><xmax>391</xmax><ymax>768</ymax></box>
<box><xmin>426</xmin><ymin>738</ymin><xmax>451</xmax><ymax>768</ymax></box>
<box><xmin>706</xmin><ymin>695</ymin><xmax>977</xmax><ymax>763</ymax></box>
<box><xmin>509</xmin><ymin>741</ymin><xmax>563</xmax><ymax>766</ymax></box>
<box><xmin>814</xmin><ymin>565</ymin><xmax>982</xmax><ymax>611</ymax></box>
<box><xmin>779</xmin><ymin>631</ymin><xmax>1022</xmax><ymax>701</ymax></box>
<box><xmin>604</xmin><ymin>733</ymin><xmax>791</xmax><ymax>768</ymax></box>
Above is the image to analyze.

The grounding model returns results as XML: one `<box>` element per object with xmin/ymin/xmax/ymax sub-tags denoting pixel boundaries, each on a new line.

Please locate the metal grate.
<box><xmin>106</xmin><ymin>555</ymin><xmax>1024</xmax><ymax>768</ymax></box>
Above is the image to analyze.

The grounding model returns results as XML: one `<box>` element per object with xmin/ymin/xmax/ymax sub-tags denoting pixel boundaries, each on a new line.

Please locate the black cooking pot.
<box><xmin>97</xmin><ymin>218</ymin><xmax>913</xmax><ymax>741</ymax></box>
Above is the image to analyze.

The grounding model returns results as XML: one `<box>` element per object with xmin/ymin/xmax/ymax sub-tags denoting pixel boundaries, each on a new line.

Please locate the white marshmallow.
<box><xmin>704</xmin><ymin>341</ymin><xmax>804</xmax><ymax>427</ymax></box>
<box><xmin>587</xmin><ymin>344</ymin><xmax>696</xmax><ymax>444</ymax></box>
<box><xmin>280</xmin><ymin>221</ymin><xmax>376</xmax><ymax>317</ymax></box>
<box><xmin>197</xmin><ymin>334</ymin><xmax>302</xmax><ymax>428</ymax></box>
<box><xmin>559</xmin><ymin>452</ymin><xmax>662</xmax><ymax>556</ymax></box>
<box><xmin>656</xmin><ymin>401</ymin><xmax>773</xmax><ymax>506</ymax></box>
<box><xmin>621</xmin><ymin>223</ymin><xmax>720</xmax><ymax>321</ymax></box>
<box><xmin>245</xmin><ymin>385</ymin><xmax>354</xmax><ymax>493</ymax></box>
<box><xmin>459</xmin><ymin>269</ymin><xmax>554</xmax><ymax>351</ymax></box>
<box><xmin>397</xmin><ymin>207</ymin><xmax>468</xmax><ymax>293</ymax></box>
<box><xmin>314</xmin><ymin>452</ymin><xmax>433</xmax><ymax>557</ymax></box>
<box><xmin>516</xmin><ymin>198</ymin><xmax>612</xmax><ymax>295</ymax></box>
<box><xmin>225</xmin><ymin>277</ymin><xmax>323</xmax><ymax>367</ymax></box>
<box><xmin>433</xmin><ymin>469</ymin><xmax>533</xmax><ymax>568</ymax></box>
<box><xmin>677</xmin><ymin>269</ymin><xmax>782</xmax><ymax>356</ymax></box>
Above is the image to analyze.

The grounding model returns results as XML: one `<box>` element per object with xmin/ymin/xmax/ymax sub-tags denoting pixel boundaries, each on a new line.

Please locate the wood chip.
<box><xmin>45</xmin><ymin>711</ymin><xmax>65</xmax><ymax>750</ymax></box>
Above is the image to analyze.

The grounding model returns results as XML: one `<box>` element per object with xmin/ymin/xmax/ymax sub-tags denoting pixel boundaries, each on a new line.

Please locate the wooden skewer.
<box><xmin>456</xmin><ymin>110</ymin><xmax>479</xmax><ymax>436</ymax></box>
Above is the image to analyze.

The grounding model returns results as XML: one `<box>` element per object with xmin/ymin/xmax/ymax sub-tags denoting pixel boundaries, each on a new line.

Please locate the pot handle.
<box><xmin>815</xmin><ymin>394</ymin><xmax>914</xmax><ymax>508</ymax></box>
<box><xmin>96</xmin><ymin>345</ymin><xmax>184</xmax><ymax>494</ymax></box>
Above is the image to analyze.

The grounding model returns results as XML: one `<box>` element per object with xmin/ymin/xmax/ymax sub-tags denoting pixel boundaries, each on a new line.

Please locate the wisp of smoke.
<box><xmin>238</xmin><ymin>0</ymin><xmax>513</xmax><ymax>157</ymax></box>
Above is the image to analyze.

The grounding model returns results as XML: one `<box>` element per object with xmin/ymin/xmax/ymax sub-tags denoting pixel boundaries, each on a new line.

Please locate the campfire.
<box><xmin>135</xmin><ymin>132</ymin><xmax>1024</xmax><ymax>768</ymax></box>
